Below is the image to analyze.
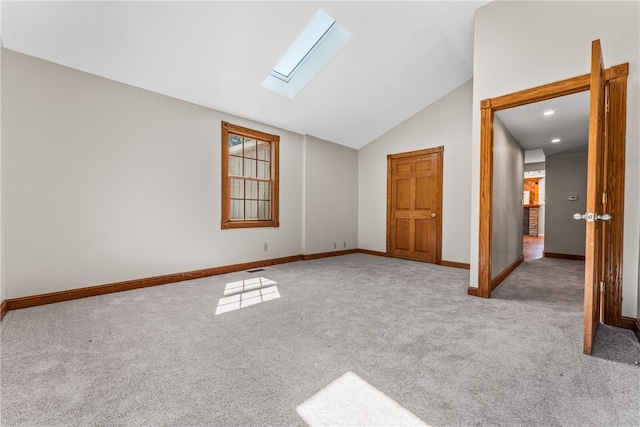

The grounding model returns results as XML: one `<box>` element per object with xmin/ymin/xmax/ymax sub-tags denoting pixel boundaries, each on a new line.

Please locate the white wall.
<box><xmin>544</xmin><ymin>152</ymin><xmax>588</xmax><ymax>256</ymax></box>
<box><xmin>303</xmin><ymin>135</ymin><xmax>358</xmax><ymax>254</ymax></box>
<box><xmin>358</xmin><ymin>80</ymin><xmax>472</xmax><ymax>263</ymax></box>
<box><xmin>2</xmin><ymin>49</ymin><xmax>307</xmax><ymax>299</ymax></box>
<box><xmin>471</xmin><ymin>1</ymin><xmax>639</xmax><ymax>318</ymax></box>
<box><xmin>492</xmin><ymin>116</ymin><xmax>523</xmax><ymax>278</ymax></box>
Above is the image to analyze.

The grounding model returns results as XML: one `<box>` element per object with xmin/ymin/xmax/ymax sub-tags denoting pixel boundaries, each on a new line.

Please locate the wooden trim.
<box><xmin>386</xmin><ymin>156</ymin><xmax>393</xmax><ymax>256</ymax></box>
<box><xmin>0</xmin><ymin>248</ymin><xmax>400</xmax><ymax>316</ymax></box>
<box><xmin>302</xmin><ymin>249</ymin><xmax>358</xmax><ymax>260</ymax></box>
<box><xmin>0</xmin><ymin>300</ymin><xmax>7</xmax><ymax>321</ymax></box>
<box><xmin>440</xmin><ymin>260</ymin><xmax>471</xmax><ymax>270</ymax></box>
<box><xmin>490</xmin><ymin>64</ymin><xmax>628</xmax><ymax>111</ymax></box>
<box><xmin>620</xmin><ymin>316</ymin><xmax>637</xmax><ymax>330</ymax></box>
<box><xmin>543</xmin><ymin>252</ymin><xmax>586</xmax><ymax>261</ymax></box>
<box><xmin>477</xmin><ymin>103</ymin><xmax>493</xmax><ymax>298</ymax></box>
<box><xmin>620</xmin><ymin>317</ymin><xmax>640</xmax><ymax>341</ymax></box>
<box><xmin>221</xmin><ymin>121</ymin><xmax>280</xmax><ymax>230</ymax></box>
<box><xmin>386</xmin><ymin>146</ymin><xmax>443</xmax><ymax>160</ymax></box>
<box><xmin>491</xmin><ymin>255</ymin><xmax>524</xmax><ymax>292</ymax></box>
<box><xmin>435</xmin><ymin>150</ymin><xmax>443</xmax><ymax>265</ymax></box>
<box><xmin>476</xmin><ymin>62</ymin><xmax>627</xmax><ymax>301</ymax></box>
<box><xmin>603</xmin><ymin>69</ymin><xmax>627</xmax><ymax>327</ymax></box>
<box><xmin>5</xmin><ymin>255</ymin><xmax>304</xmax><ymax>311</ymax></box>
<box><xmin>223</xmin><ymin>220</ymin><xmax>280</xmax><ymax>229</ymax></box>
<box><xmin>467</xmin><ymin>287</ymin><xmax>480</xmax><ymax>297</ymax></box>
<box><xmin>357</xmin><ymin>249</ymin><xmax>388</xmax><ymax>257</ymax></box>
<box><xmin>221</xmin><ymin>121</ymin><xmax>279</xmax><ymax>142</ymax></box>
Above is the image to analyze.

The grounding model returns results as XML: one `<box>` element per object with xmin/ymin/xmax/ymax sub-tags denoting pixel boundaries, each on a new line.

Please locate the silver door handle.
<box><xmin>573</xmin><ymin>212</ymin><xmax>611</xmax><ymax>222</ymax></box>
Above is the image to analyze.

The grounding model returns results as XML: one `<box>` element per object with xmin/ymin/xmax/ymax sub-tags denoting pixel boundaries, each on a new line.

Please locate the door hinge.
<box><xmin>600</xmin><ymin>282</ymin><xmax>605</xmax><ymax>293</ymax></box>
<box><xmin>602</xmin><ymin>192</ymin><xmax>607</xmax><ymax>204</ymax></box>
<box><xmin>606</xmin><ymin>101</ymin><xmax>610</xmax><ymax>114</ymax></box>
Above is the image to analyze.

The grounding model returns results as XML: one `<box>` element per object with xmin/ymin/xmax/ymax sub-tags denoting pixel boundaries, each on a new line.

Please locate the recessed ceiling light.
<box><xmin>543</xmin><ymin>110</ymin><xmax>556</xmax><ymax>116</ymax></box>
<box><xmin>551</xmin><ymin>138</ymin><xmax>561</xmax><ymax>143</ymax></box>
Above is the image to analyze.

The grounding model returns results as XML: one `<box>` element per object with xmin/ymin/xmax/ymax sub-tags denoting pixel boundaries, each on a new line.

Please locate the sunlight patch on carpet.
<box><xmin>215</xmin><ymin>277</ymin><xmax>280</xmax><ymax>315</ymax></box>
<box><xmin>296</xmin><ymin>372</ymin><xmax>429</xmax><ymax>427</ymax></box>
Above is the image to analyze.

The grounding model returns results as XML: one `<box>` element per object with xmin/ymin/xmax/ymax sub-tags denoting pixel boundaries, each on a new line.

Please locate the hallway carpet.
<box><xmin>1</xmin><ymin>254</ymin><xmax>638</xmax><ymax>426</ymax></box>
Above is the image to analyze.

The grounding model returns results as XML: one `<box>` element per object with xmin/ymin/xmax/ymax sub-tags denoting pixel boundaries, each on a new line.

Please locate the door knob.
<box><xmin>431</xmin><ymin>212</ymin><xmax>436</xmax><ymax>218</ymax></box>
<box><xmin>574</xmin><ymin>212</ymin><xmax>611</xmax><ymax>222</ymax></box>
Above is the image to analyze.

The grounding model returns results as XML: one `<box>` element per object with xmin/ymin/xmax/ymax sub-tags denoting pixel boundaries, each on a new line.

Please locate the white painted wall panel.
<box><xmin>303</xmin><ymin>135</ymin><xmax>358</xmax><ymax>254</ymax></box>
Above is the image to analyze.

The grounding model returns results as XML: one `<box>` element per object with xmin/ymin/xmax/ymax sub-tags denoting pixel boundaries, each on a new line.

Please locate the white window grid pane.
<box><xmin>231</xmin><ymin>179</ymin><xmax>244</xmax><ymax>199</ymax></box>
<box><xmin>257</xmin><ymin>141</ymin><xmax>271</xmax><ymax>161</ymax></box>
<box><xmin>244</xmin><ymin>158</ymin><xmax>257</xmax><ymax>178</ymax></box>
<box><xmin>245</xmin><ymin>200</ymin><xmax>258</xmax><ymax>220</ymax></box>
<box><xmin>231</xmin><ymin>199</ymin><xmax>244</xmax><ymax>220</ymax></box>
<box><xmin>246</xmin><ymin>180</ymin><xmax>258</xmax><ymax>200</ymax></box>
<box><xmin>244</xmin><ymin>138</ymin><xmax>257</xmax><ymax>159</ymax></box>
<box><xmin>259</xmin><ymin>181</ymin><xmax>271</xmax><ymax>201</ymax></box>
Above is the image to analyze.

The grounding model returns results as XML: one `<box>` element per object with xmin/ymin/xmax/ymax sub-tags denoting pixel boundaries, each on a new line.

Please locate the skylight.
<box><xmin>271</xmin><ymin>10</ymin><xmax>336</xmax><ymax>82</ymax></box>
<box><xmin>262</xmin><ymin>9</ymin><xmax>351</xmax><ymax>98</ymax></box>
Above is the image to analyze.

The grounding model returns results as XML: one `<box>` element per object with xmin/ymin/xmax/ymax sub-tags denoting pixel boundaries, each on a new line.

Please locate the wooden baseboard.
<box><xmin>0</xmin><ymin>248</ymin><xmax>382</xmax><ymax>316</ymax></box>
<box><xmin>357</xmin><ymin>249</ymin><xmax>388</xmax><ymax>257</ymax></box>
<box><xmin>302</xmin><ymin>249</ymin><xmax>358</xmax><ymax>260</ymax></box>
<box><xmin>543</xmin><ymin>252</ymin><xmax>585</xmax><ymax>261</ymax></box>
<box><xmin>441</xmin><ymin>260</ymin><xmax>471</xmax><ymax>270</ymax></box>
<box><xmin>5</xmin><ymin>255</ymin><xmax>304</xmax><ymax>311</ymax></box>
<box><xmin>467</xmin><ymin>287</ymin><xmax>480</xmax><ymax>297</ymax></box>
<box><xmin>491</xmin><ymin>255</ymin><xmax>524</xmax><ymax>292</ymax></box>
<box><xmin>620</xmin><ymin>316</ymin><xmax>640</xmax><ymax>341</ymax></box>
<box><xmin>0</xmin><ymin>300</ymin><xmax>7</xmax><ymax>321</ymax></box>
<box><xmin>0</xmin><ymin>248</ymin><xmax>480</xmax><ymax>317</ymax></box>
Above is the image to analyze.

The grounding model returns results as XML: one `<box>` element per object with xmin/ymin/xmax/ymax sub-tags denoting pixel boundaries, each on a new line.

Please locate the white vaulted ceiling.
<box><xmin>1</xmin><ymin>1</ymin><xmax>489</xmax><ymax>149</ymax></box>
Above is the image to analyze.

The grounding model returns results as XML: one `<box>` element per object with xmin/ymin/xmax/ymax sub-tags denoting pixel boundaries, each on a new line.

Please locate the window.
<box><xmin>261</xmin><ymin>9</ymin><xmax>351</xmax><ymax>98</ymax></box>
<box><xmin>221</xmin><ymin>122</ymin><xmax>279</xmax><ymax>229</ymax></box>
<box><xmin>270</xmin><ymin>9</ymin><xmax>336</xmax><ymax>83</ymax></box>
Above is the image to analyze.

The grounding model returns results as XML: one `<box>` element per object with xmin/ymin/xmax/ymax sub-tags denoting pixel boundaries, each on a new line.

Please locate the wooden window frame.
<box><xmin>221</xmin><ymin>121</ymin><xmax>280</xmax><ymax>229</ymax></box>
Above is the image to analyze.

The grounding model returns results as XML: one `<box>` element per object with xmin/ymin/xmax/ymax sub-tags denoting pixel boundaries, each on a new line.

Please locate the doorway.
<box><xmin>474</xmin><ymin>49</ymin><xmax>628</xmax><ymax>353</ymax></box>
<box><xmin>523</xmin><ymin>172</ymin><xmax>544</xmax><ymax>261</ymax></box>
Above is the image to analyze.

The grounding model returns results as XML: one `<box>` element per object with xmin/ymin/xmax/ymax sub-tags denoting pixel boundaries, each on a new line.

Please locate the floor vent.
<box><xmin>247</xmin><ymin>268</ymin><xmax>265</xmax><ymax>273</ymax></box>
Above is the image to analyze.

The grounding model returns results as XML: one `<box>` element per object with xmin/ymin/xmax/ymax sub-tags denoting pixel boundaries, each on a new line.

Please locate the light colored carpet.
<box><xmin>1</xmin><ymin>254</ymin><xmax>638</xmax><ymax>426</ymax></box>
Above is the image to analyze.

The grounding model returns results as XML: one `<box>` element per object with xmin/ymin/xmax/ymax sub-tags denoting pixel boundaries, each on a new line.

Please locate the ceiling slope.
<box><xmin>2</xmin><ymin>1</ymin><xmax>487</xmax><ymax>149</ymax></box>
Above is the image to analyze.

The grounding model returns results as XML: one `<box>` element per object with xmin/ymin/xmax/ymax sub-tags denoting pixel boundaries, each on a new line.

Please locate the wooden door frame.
<box><xmin>386</xmin><ymin>146</ymin><xmax>444</xmax><ymax>264</ymax></box>
<box><xmin>473</xmin><ymin>63</ymin><xmax>628</xmax><ymax>328</ymax></box>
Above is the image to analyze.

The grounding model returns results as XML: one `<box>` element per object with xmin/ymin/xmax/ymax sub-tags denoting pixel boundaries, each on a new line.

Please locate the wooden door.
<box><xmin>387</xmin><ymin>147</ymin><xmax>443</xmax><ymax>263</ymax></box>
<box><xmin>583</xmin><ymin>39</ymin><xmax>607</xmax><ymax>355</ymax></box>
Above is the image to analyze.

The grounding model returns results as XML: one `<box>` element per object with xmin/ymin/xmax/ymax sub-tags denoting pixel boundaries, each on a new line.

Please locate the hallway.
<box><xmin>523</xmin><ymin>235</ymin><xmax>544</xmax><ymax>261</ymax></box>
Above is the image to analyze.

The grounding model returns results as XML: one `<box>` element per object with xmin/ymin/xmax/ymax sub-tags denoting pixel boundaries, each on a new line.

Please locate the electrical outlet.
<box><xmin>333</xmin><ymin>243</ymin><xmax>337</xmax><ymax>249</ymax></box>
<box><xmin>343</xmin><ymin>241</ymin><xmax>346</xmax><ymax>248</ymax></box>
<box><xmin>263</xmin><ymin>243</ymin><xmax>268</xmax><ymax>252</ymax></box>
